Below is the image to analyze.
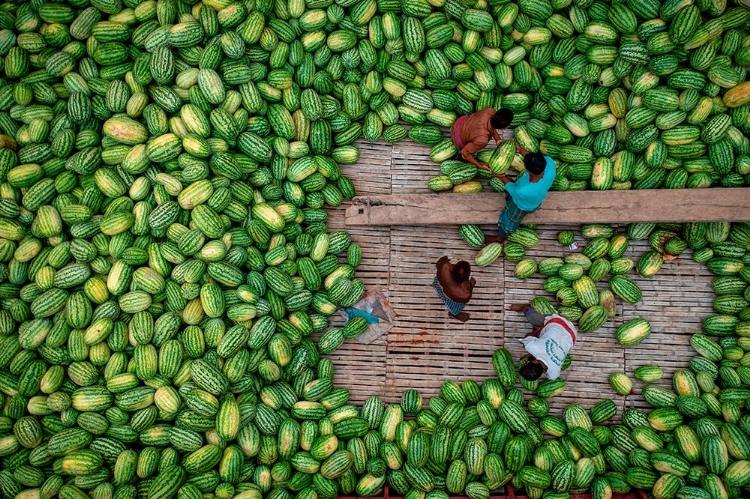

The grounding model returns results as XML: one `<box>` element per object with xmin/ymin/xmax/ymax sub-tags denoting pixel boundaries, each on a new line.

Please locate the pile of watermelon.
<box><xmin>421</xmin><ymin>0</ymin><xmax>750</xmax><ymax>196</ymax></box>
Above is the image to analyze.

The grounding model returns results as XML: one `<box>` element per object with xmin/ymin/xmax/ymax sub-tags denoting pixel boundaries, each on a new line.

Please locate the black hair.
<box><xmin>452</xmin><ymin>261</ymin><xmax>471</xmax><ymax>282</ymax></box>
<box><xmin>524</xmin><ymin>152</ymin><xmax>546</xmax><ymax>175</ymax></box>
<box><xmin>490</xmin><ymin>109</ymin><xmax>513</xmax><ymax>130</ymax></box>
<box><xmin>519</xmin><ymin>359</ymin><xmax>544</xmax><ymax>381</ymax></box>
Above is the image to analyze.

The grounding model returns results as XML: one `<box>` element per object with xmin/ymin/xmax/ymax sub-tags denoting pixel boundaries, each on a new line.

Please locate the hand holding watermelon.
<box><xmin>511</xmin><ymin>139</ymin><xmax>529</xmax><ymax>156</ymax></box>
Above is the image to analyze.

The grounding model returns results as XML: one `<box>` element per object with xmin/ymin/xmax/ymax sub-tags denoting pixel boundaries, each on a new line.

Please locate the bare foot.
<box><xmin>485</xmin><ymin>235</ymin><xmax>505</xmax><ymax>244</ymax></box>
<box><xmin>509</xmin><ymin>303</ymin><xmax>527</xmax><ymax>312</ymax></box>
<box><xmin>450</xmin><ymin>312</ymin><xmax>470</xmax><ymax>322</ymax></box>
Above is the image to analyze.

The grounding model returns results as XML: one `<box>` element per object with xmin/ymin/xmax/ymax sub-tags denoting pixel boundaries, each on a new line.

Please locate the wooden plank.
<box><xmin>345</xmin><ymin>188</ymin><xmax>750</xmax><ymax>226</ymax></box>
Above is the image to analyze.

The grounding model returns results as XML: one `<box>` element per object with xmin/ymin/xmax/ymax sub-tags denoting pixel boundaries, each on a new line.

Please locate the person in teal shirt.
<box><xmin>486</xmin><ymin>152</ymin><xmax>556</xmax><ymax>243</ymax></box>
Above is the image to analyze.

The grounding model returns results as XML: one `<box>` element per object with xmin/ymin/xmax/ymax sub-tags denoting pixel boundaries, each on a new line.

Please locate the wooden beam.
<box><xmin>345</xmin><ymin>188</ymin><xmax>750</xmax><ymax>226</ymax></box>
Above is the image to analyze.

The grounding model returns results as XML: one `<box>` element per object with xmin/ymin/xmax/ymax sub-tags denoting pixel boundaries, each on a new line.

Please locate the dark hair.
<box><xmin>490</xmin><ymin>109</ymin><xmax>513</xmax><ymax>130</ymax></box>
<box><xmin>452</xmin><ymin>261</ymin><xmax>470</xmax><ymax>282</ymax></box>
<box><xmin>524</xmin><ymin>152</ymin><xmax>546</xmax><ymax>175</ymax></box>
<box><xmin>519</xmin><ymin>359</ymin><xmax>544</xmax><ymax>381</ymax></box>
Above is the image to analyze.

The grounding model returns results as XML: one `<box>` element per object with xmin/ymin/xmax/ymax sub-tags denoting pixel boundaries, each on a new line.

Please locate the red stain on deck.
<box><xmin>387</xmin><ymin>330</ymin><xmax>439</xmax><ymax>345</ymax></box>
<box><xmin>387</xmin><ymin>339</ymin><xmax>439</xmax><ymax>345</ymax></box>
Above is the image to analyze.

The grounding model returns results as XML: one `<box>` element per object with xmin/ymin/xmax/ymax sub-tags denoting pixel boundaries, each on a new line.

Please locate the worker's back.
<box><xmin>456</xmin><ymin>107</ymin><xmax>495</xmax><ymax>151</ymax></box>
<box><xmin>519</xmin><ymin>314</ymin><xmax>577</xmax><ymax>380</ymax></box>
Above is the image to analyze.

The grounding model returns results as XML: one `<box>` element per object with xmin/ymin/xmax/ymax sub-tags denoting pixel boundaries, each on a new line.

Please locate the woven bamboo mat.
<box><xmin>326</xmin><ymin>139</ymin><xmax>716</xmax><ymax>418</ymax></box>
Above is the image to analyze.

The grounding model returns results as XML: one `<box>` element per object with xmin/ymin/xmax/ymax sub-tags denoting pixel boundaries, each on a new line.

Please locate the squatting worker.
<box><xmin>434</xmin><ymin>256</ymin><xmax>475</xmax><ymax>323</ymax></box>
<box><xmin>485</xmin><ymin>152</ymin><xmax>557</xmax><ymax>244</ymax></box>
<box><xmin>450</xmin><ymin>108</ymin><xmax>514</xmax><ymax>169</ymax></box>
<box><xmin>508</xmin><ymin>303</ymin><xmax>577</xmax><ymax>381</ymax></box>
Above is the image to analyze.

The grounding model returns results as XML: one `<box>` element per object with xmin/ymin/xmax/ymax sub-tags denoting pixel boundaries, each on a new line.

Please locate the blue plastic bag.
<box><xmin>343</xmin><ymin>307</ymin><xmax>381</xmax><ymax>324</ymax></box>
<box><xmin>338</xmin><ymin>291</ymin><xmax>396</xmax><ymax>343</ymax></box>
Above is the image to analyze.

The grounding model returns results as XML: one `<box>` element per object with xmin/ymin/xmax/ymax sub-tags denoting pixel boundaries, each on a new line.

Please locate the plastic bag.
<box><xmin>340</xmin><ymin>291</ymin><xmax>397</xmax><ymax>344</ymax></box>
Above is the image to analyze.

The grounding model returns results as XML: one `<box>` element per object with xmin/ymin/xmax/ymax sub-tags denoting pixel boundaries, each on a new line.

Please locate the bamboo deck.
<box><xmin>323</xmin><ymin>138</ymin><xmax>716</xmax><ymax>417</ymax></box>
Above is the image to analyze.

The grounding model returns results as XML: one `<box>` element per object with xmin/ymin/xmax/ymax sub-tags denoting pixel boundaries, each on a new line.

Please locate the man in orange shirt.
<box><xmin>450</xmin><ymin>108</ymin><xmax>515</xmax><ymax>169</ymax></box>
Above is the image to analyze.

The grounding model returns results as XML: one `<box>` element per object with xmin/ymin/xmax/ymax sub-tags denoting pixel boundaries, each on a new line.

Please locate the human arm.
<box><xmin>514</xmin><ymin>140</ymin><xmax>529</xmax><ymax>156</ymax></box>
<box><xmin>460</xmin><ymin>145</ymin><xmax>487</xmax><ymax>169</ymax></box>
<box><xmin>460</xmin><ymin>131</ymin><xmax>491</xmax><ymax>168</ymax></box>
<box><xmin>461</xmin><ymin>277</ymin><xmax>476</xmax><ymax>295</ymax></box>
<box><xmin>436</xmin><ymin>255</ymin><xmax>450</xmax><ymax>271</ymax></box>
<box><xmin>478</xmin><ymin>164</ymin><xmax>514</xmax><ymax>182</ymax></box>
<box><xmin>477</xmin><ymin>165</ymin><xmax>515</xmax><ymax>183</ymax></box>
<box><xmin>498</xmin><ymin>174</ymin><xmax>514</xmax><ymax>185</ymax></box>
<box><xmin>492</xmin><ymin>129</ymin><xmax>502</xmax><ymax>144</ymax></box>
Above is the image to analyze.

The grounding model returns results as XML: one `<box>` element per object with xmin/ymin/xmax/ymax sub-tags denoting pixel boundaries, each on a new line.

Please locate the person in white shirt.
<box><xmin>509</xmin><ymin>303</ymin><xmax>578</xmax><ymax>381</ymax></box>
